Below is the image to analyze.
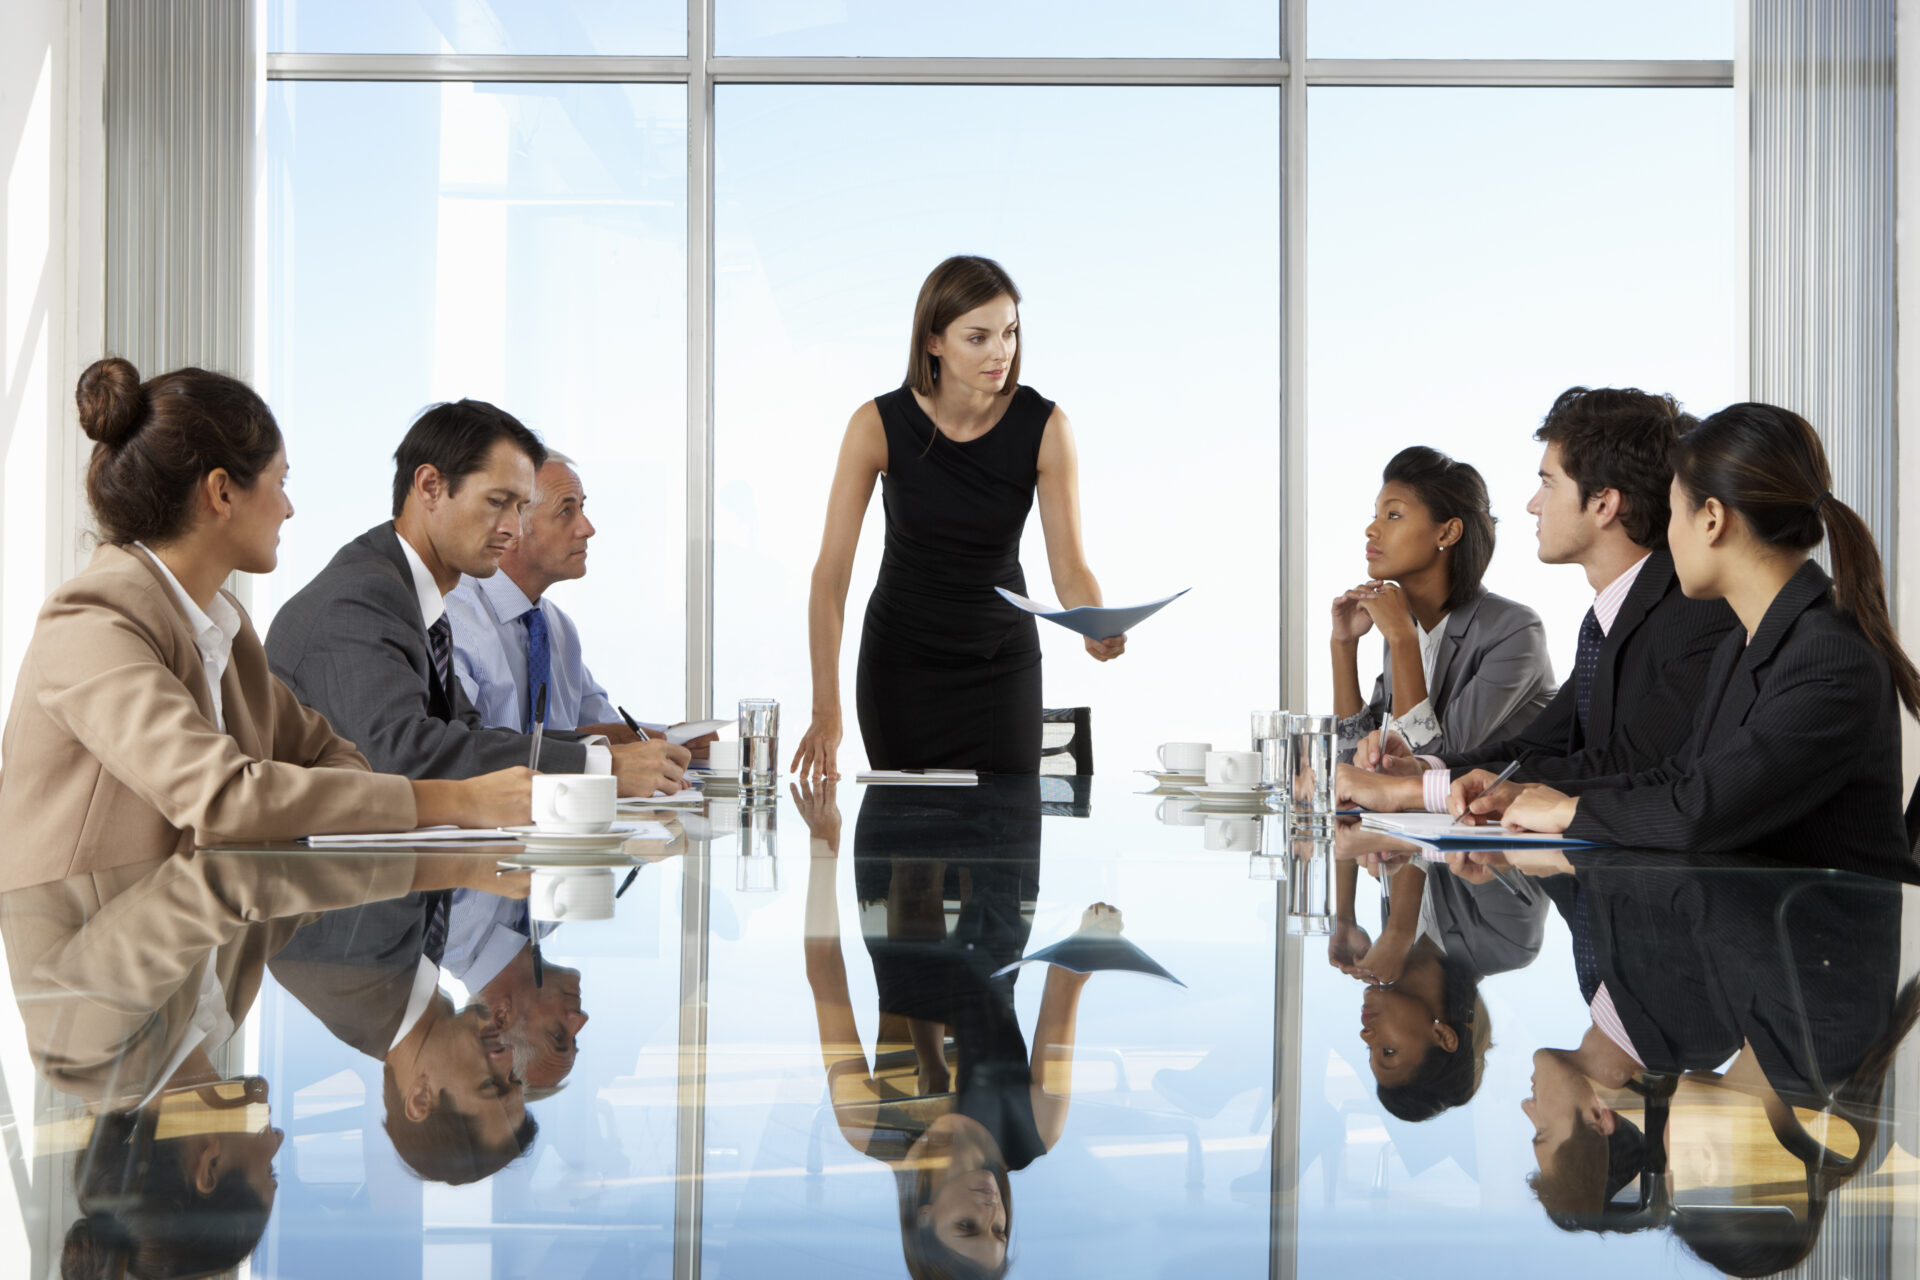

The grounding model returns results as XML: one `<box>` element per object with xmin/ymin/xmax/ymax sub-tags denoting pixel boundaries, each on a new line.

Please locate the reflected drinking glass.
<box><xmin>737</xmin><ymin>805</ymin><xmax>777</xmax><ymax>892</ymax></box>
<box><xmin>1288</xmin><ymin>715</ymin><xmax>1337</xmax><ymax>826</ymax></box>
<box><xmin>1286</xmin><ymin>832</ymin><xmax>1335</xmax><ymax>934</ymax></box>
<box><xmin>737</xmin><ymin>698</ymin><xmax>779</xmax><ymax>795</ymax></box>
<box><xmin>1251</xmin><ymin>709</ymin><xmax>1289</xmax><ymax>788</ymax></box>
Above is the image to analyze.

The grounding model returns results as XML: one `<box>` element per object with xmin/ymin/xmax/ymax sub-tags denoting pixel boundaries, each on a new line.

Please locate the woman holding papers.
<box><xmin>0</xmin><ymin>358</ymin><xmax>531</xmax><ymax>892</ymax></box>
<box><xmin>793</xmin><ymin>256</ymin><xmax>1124</xmax><ymax>779</ymax></box>
<box><xmin>1331</xmin><ymin>447</ymin><xmax>1556</xmax><ymax>762</ymax></box>
<box><xmin>1491</xmin><ymin>403</ymin><xmax>1918</xmax><ymax>861</ymax></box>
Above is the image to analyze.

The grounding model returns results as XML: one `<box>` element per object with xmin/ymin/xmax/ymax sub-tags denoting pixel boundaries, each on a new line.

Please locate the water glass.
<box><xmin>1288</xmin><ymin>714</ymin><xmax>1338</xmax><ymax>826</ymax></box>
<box><xmin>737</xmin><ymin>697</ymin><xmax>779</xmax><ymax>795</ymax></box>
<box><xmin>1286</xmin><ymin>832</ymin><xmax>1335</xmax><ymax>935</ymax></box>
<box><xmin>736</xmin><ymin>803</ymin><xmax>777</xmax><ymax>892</ymax></box>
<box><xmin>1251</xmin><ymin>709</ymin><xmax>1290</xmax><ymax>789</ymax></box>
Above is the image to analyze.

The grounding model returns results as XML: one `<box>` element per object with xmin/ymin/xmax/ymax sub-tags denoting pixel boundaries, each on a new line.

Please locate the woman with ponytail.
<box><xmin>0</xmin><ymin>358</ymin><xmax>530</xmax><ymax>892</ymax></box>
<box><xmin>1491</xmin><ymin>402</ymin><xmax>1917</xmax><ymax>863</ymax></box>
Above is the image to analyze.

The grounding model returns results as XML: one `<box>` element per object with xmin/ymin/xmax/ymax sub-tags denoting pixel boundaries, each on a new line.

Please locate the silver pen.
<box><xmin>528</xmin><ymin>683</ymin><xmax>549</xmax><ymax>773</ymax></box>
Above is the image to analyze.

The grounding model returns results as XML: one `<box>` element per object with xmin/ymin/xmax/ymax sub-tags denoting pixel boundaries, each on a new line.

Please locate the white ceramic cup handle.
<box><xmin>1157</xmin><ymin>744</ymin><xmax>1172</xmax><ymax>768</ymax></box>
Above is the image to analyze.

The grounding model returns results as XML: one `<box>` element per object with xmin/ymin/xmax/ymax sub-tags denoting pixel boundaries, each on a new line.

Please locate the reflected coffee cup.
<box><xmin>531</xmin><ymin>773</ymin><xmax>617</xmax><ymax>833</ymax></box>
<box><xmin>1157</xmin><ymin>741</ymin><xmax>1210</xmax><ymax>773</ymax></box>
<box><xmin>1204</xmin><ymin>815</ymin><xmax>1262</xmax><ymax>853</ymax></box>
<box><xmin>1157</xmin><ymin>796</ymin><xmax>1205</xmax><ymax>827</ymax></box>
<box><xmin>528</xmin><ymin>865</ymin><xmax>616</xmax><ymax>923</ymax></box>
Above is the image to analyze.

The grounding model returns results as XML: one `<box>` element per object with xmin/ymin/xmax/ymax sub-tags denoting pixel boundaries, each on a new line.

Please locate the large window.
<box><xmin>711</xmin><ymin>85</ymin><xmax>1280</xmax><ymax>771</ymax></box>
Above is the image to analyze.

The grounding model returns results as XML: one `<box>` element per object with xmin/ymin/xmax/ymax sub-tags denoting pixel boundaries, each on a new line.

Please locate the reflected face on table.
<box><xmin>909</xmin><ymin>1113</ymin><xmax>1010</xmax><ymax>1270</ymax></box>
<box><xmin>503</xmin><ymin>460</ymin><xmax>594</xmax><ymax>590</ymax></box>
<box><xmin>1527</xmin><ymin>443</ymin><xmax>1594</xmax><ymax>566</ymax></box>
<box><xmin>503</xmin><ymin>960</ymin><xmax>588</xmax><ymax>1090</ymax></box>
<box><xmin>1363</xmin><ymin>481</ymin><xmax>1449</xmax><ymax>581</ymax></box>
<box><xmin>425</xmin><ymin>440</ymin><xmax>536</xmax><ymax>579</ymax></box>
<box><xmin>413</xmin><ymin>999</ymin><xmax>526</xmax><ymax>1147</ymax></box>
<box><xmin>926</xmin><ymin>294</ymin><xmax>1019</xmax><ymax>399</ymax></box>
<box><xmin>195</xmin><ymin>1122</ymin><xmax>285</xmax><ymax>1208</ymax></box>
<box><xmin>1359</xmin><ymin>983</ymin><xmax>1456</xmax><ymax>1085</ymax></box>
<box><xmin>1522</xmin><ymin>1047</ymin><xmax>1620</xmax><ymax>1212</ymax></box>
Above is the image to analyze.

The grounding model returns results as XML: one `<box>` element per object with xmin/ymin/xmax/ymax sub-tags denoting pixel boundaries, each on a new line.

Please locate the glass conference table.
<box><xmin>7</xmin><ymin>773</ymin><xmax>1920</xmax><ymax>1280</ymax></box>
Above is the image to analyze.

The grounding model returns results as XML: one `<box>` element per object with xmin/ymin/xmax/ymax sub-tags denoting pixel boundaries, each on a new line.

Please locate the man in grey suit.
<box><xmin>266</xmin><ymin>399</ymin><xmax>687</xmax><ymax>794</ymax></box>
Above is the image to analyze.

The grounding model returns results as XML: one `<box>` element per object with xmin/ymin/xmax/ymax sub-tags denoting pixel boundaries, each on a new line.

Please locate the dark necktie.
<box><xmin>1573</xmin><ymin>607</ymin><xmax>1605</xmax><ymax>736</ymax></box>
<box><xmin>427</xmin><ymin>614</ymin><xmax>454</xmax><ymax>706</ymax></box>
<box><xmin>1570</xmin><ymin>881</ymin><xmax>1601</xmax><ymax>1004</ymax></box>
<box><xmin>523</xmin><ymin>607</ymin><xmax>551</xmax><ymax>732</ymax></box>
<box><xmin>422</xmin><ymin>893</ymin><xmax>451</xmax><ymax>967</ymax></box>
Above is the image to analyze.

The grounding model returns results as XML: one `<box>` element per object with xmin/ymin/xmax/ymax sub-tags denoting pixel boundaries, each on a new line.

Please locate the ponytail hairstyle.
<box><xmin>1380</xmin><ymin>446</ymin><xmax>1498</xmax><ymax>613</ymax></box>
<box><xmin>75</xmin><ymin>357</ymin><xmax>284</xmax><ymax>546</ymax></box>
<box><xmin>62</xmin><ymin>1110</ymin><xmax>271</xmax><ymax>1280</ymax></box>
<box><xmin>1672</xmin><ymin>403</ymin><xmax>1920</xmax><ymax>716</ymax></box>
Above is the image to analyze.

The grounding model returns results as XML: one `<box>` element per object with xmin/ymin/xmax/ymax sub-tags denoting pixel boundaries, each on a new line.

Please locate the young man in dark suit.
<box><xmin>1340</xmin><ymin>386</ymin><xmax>1739</xmax><ymax>814</ymax></box>
<box><xmin>266</xmin><ymin>399</ymin><xmax>687</xmax><ymax>794</ymax></box>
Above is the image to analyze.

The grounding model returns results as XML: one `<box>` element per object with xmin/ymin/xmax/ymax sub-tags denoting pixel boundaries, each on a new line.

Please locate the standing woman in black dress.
<box><xmin>792</xmin><ymin>256</ymin><xmax>1125</xmax><ymax>778</ymax></box>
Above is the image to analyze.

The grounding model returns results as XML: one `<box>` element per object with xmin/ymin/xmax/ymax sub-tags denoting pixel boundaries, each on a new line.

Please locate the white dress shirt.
<box><xmin>134</xmin><ymin>543</ymin><xmax>242</xmax><ymax>733</ymax></box>
<box><xmin>440</xmin><ymin>887</ymin><xmax>556</xmax><ymax>1000</ymax></box>
<box><xmin>396</xmin><ymin>536</ymin><xmax>610</xmax><ymax>772</ymax></box>
<box><xmin>391</xmin><ymin>957</ymin><xmax>443</xmax><ymax>1050</ymax></box>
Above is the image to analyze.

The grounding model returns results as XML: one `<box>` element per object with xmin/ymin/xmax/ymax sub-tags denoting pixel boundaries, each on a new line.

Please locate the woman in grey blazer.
<box><xmin>1331</xmin><ymin>446</ymin><xmax>1556</xmax><ymax>761</ymax></box>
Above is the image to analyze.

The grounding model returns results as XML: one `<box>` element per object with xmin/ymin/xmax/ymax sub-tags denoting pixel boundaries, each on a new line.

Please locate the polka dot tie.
<box><xmin>1573</xmin><ymin>606</ymin><xmax>1604</xmax><ymax>737</ymax></box>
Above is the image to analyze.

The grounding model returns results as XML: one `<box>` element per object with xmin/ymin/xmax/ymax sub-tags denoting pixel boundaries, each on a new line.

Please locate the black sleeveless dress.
<box><xmin>856</xmin><ymin>385</ymin><xmax>1052</xmax><ymax>773</ymax></box>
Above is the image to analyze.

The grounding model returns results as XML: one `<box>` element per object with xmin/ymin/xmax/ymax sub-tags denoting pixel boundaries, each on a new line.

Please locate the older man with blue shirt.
<box><xmin>447</xmin><ymin>453</ymin><xmax>710</xmax><ymax>750</ymax></box>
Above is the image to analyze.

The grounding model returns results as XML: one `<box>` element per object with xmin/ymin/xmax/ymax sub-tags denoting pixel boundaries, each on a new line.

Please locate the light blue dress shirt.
<box><xmin>446</xmin><ymin>572</ymin><xmax>619</xmax><ymax>732</ymax></box>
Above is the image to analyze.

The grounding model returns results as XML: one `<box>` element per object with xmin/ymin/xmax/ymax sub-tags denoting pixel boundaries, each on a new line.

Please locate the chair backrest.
<box><xmin>1040</xmin><ymin>707</ymin><xmax>1092</xmax><ymax>776</ymax></box>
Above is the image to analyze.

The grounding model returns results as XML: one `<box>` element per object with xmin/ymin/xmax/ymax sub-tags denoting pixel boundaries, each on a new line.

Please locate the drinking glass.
<box><xmin>1251</xmin><ymin>709</ymin><xmax>1290</xmax><ymax>788</ymax></box>
<box><xmin>1288</xmin><ymin>714</ymin><xmax>1337</xmax><ymax>827</ymax></box>
<box><xmin>737</xmin><ymin>697</ymin><xmax>779</xmax><ymax>795</ymax></box>
<box><xmin>736</xmin><ymin>803</ymin><xmax>777</xmax><ymax>892</ymax></box>
<box><xmin>1286</xmin><ymin>832</ymin><xmax>1335</xmax><ymax>935</ymax></box>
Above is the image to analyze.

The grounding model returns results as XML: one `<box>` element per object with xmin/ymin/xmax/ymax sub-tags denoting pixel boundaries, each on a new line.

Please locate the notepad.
<box><xmin>1360</xmin><ymin>813</ymin><xmax>1597</xmax><ymax>845</ymax></box>
<box><xmin>857</xmin><ymin>769</ymin><xmax>979</xmax><ymax>786</ymax></box>
<box><xmin>994</xmin><ymin>587</ymin><xmax>1189</xmax><ymax>640</ymax></box>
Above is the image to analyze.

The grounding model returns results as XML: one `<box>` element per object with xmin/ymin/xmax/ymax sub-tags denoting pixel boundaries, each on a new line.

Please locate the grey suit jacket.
<box><xmin>266</xmin><ymin>522</ymin><xmax>590</xmax><ymax>779</ymax></box>
<box><xmin>1346</xmin><ymin>590</ymin><xmax>1557</xmax><ymax>759</ymax></box>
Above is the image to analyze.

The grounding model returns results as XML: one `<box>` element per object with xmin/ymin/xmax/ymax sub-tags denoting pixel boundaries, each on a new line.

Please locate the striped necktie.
<box><xmin>427</xmin><ymin>615</ymin><xmax>454</xmax><ymax>707</ymax></box>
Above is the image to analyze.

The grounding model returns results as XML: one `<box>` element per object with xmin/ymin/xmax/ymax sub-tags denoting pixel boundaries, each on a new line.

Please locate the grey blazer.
<box><xmin>1342</xmin><ymin>589</ymin><xmax>1556</xmax><ymax>759</ymax></box>
<box><xmin>266</xmin><ymin>522</ymin><xmax>591</xmax><ymax>779</ymax></box>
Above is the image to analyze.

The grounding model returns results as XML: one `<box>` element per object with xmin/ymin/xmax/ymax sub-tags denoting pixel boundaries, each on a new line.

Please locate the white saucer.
<box><xmin>501</xmin><ymin>821</ymin><xmax>650</xmax><ymax>850</ymax></box>
<box><xmin>1142</xmin><ymin>769</ymin><xmax>1206</xmax><ymax>784</ymax></box>
<box><xmin>1183</xmin><ymin>783</ymin><xmax>1275</xmax><ymax>800</ymax></box>
<box><xmin>499</xmin><ymin>849</ymin><xmax>640</xmax><ymax>869</ymax></box>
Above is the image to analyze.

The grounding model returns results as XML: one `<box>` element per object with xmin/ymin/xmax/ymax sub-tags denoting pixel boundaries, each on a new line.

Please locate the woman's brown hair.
<box><xmin>76</xmin><ymin>357</ymin><xmax>284</xmax><ymax>546</ymax></box>
<box><xmin>1673</xmin><ymin>402</ymin><xmax>1920</xmax><ymax>716</ymax></box>
<box><xmin>904</xmin><ymin>256</ymin><xmax>1022</xmax><ymax>398</ymax></box>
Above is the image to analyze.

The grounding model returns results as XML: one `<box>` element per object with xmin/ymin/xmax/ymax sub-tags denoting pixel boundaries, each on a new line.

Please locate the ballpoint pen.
<box><xmin>617</xmin><ymin>705</ymin><xmax>649</xmax><ymax>741</ymax></box>
<box><xmin>528</xmin><ymin>684</ymin><xmax>549</xmax><ymax>773</ymax></box>
<box><xmin>1469</xmin><ymin>759</ymin><xmax>1529</xmax><ymax>897</ymax></box>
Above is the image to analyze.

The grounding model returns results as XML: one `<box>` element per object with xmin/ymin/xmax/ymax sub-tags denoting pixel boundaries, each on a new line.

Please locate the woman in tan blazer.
<box><xmin>0</xmin><ymin>358</ymin><xmax>530</xmax><ymax>892</ymax></box>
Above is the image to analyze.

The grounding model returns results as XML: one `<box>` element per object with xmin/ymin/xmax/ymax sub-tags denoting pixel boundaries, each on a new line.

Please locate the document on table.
<box><xmin>307</xmin><ymin>825</ymin><xmax>513</xmax><ymax>846</ymax></box>
<box><xmin>857</xmin><ymin>769</ymin><xmax>979</xmax><ymax>786</ymax></box>
<box><xmin>1360</xmin><ymin>813</ymin><xmax>1597</xmax><ymax>845</ymax></box>
<box><xmin>620</xmin><ymin>790</ymin><xmax>704</xmax><ymax>808</ymax></box>
<box><xmin>665</xmin><ymin>718</ymin><xmax>729</xmax><ymax>745</ymax></box>
<box><xmin>994</xmin><ymin>587</ymin><xmax>1189</xmax><ymax>640</ymax></box>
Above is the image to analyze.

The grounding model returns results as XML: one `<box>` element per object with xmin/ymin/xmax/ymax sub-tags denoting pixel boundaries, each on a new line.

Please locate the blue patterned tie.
<box><xmin>1573</xmin><ymin>607</ymin><xmax>1604</xmax><ymax>736</ymax></box>
<box><xmin>523</xmin><ymin>606</ymin><xmax>551</xmax><ymax>732</ymax></box>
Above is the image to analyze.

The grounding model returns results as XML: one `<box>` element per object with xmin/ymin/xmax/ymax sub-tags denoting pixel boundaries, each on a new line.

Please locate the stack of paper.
<box><xmin>620</xmin><ymin>790</ymin><xmax>705</xmax><ymax>809</ymax></box>
<box><xmin>1360</xmin><ymin>813</ymin><xmax>1595</xmax><ymax>845</ymax></box>
<box><xmin>307</xmin><ymin>825</ymin><xmax>513</xmax><ymax>846</ymax></box>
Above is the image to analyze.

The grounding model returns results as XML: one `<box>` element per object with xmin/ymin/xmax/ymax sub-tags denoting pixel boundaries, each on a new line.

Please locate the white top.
<box><xmin>394</xmin><ymin>530</ymin><xmax>448</xmax><ymax>631</ymax></box>
<box><xmin>134</xmin><ymin>543</ymin><xmax>243</xmax><ymax>734</ymax></box>
<box><xmin>1592</xmin><ymin>553</ymin><xmax>1652</xmax><ymax>637</ymax></box>
<box><xmin>441</xmin><ymin>887</ymin><xmax>555</xmax><ymax>996</ymax></box>
<box><xmin>391</xmin><ymin>957</ymin><xmax>442</xmax><ymax>1050</ymax></box>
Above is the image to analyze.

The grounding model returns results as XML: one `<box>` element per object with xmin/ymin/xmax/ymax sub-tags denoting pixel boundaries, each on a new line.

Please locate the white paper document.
<box><xmin>856</xmin><ymin>769</ymin><xmax>979</xmax><ymax>786</ymax></box>
<box><xmin>995</xmin><ymin>587</ymin><xmax>1189</xmax><ymax>640</ymax></box>
<box><xmin>1360</xmin><ymin>813</ymin><xmax>1596</xmax><ymax>845</ymax></box>
<box><xmin>620</xmin><ymin>790</ymin><xmax>705</xmax><ymax>808</ymax></box>
<box><xmin>307</xmin><ymin>825</ymin><xmax>514</xmax><ymax>846</ymax></box>
<box><xmin>666</xmin><ymin>718</ymin><xmax>730</xmax><ymax>745</ymax></box>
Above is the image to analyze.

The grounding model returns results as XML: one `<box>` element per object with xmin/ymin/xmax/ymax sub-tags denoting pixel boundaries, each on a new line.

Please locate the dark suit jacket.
<box><xmin>268</xmin><ymin>892</ymin><xmax>447</xmax><ymax>1059</ymax></box>
<box><xmin>1439</xmin><ymin>548</ymin><xmax>1738</xmax><ymax>783</ymax></box>
<box><xmin>1560</xmin><ymin>561</ymin><xmax>1910</xmax><ymax>865</ymax></box>
<box><xmin>266</xmin><ymin>522</ymin><xmax>590</xmax><ymax>779</ymax></box>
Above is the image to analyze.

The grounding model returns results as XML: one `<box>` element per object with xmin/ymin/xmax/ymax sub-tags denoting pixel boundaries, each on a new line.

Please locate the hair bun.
<box><xmin>76</xmin><ymin>357</ymin><xmax>146</xmax><ymax>448</ymax></box>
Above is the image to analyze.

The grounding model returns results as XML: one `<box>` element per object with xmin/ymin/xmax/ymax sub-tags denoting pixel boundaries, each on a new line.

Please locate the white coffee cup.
<box><xmin>1204</xmin><ymin>815</ymin><xmax>1262</xmax><ymax>853</ymax></box>
<box><xmin>706</xmin><ymin>739</ymin><xmax>741</xmax><ymax>774</ymax></box>
<box><xmin>532</xmin><ymin>773</ymin><xmax>617</xmax><ymax>833</ymax></box>
<box><xmin>529</xmin><ymin>865</ymin><xmax>616</xmax><ymax>922</ymax></box>
<box><xmin>1156</xmin><ymin>796</ymin><xmax>1205</xmax><ymax>827</ymax></box>
<box><xmin>1158</xmin><ymin>741</ymin><xmax>1211</xmax><ymax>773</ymax></box>
<box><xmin>1205</xmin><ymin>750</ymin><xmax>1262</xmax><ymax>788</ymax></box>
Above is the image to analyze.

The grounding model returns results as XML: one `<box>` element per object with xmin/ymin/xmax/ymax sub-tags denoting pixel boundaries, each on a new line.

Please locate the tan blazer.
<box><xmin>0</xmin><ymin>543</ymin><xmax>416</xmax><ymax>892</ymax></box>
<box><xmin>2</xmin><ymin>851</ymin><xmax>418</xmax><ymax>1107</ymax></box>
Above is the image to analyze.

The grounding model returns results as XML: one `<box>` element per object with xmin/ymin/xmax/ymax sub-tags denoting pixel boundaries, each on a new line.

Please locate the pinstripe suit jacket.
<box><xmin>1561</xmin><ymin>561</ymin><xmax>1910</xmax><ymax>866</ymax></box>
